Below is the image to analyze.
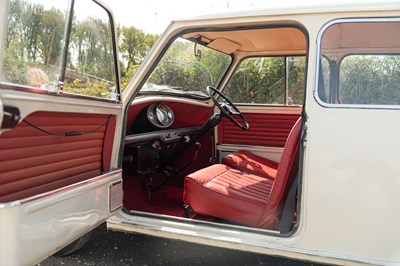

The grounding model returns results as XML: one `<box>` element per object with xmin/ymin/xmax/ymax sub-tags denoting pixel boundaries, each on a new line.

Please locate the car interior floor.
<box><xmin>122</xmin><ymin>133</ymin><xmax>214</xmax><ymax>218</ymax></box>
<box><xmin>123</xmin><ymin>173</ymin><xmax>185</xmax><ymax>217</ymax></box>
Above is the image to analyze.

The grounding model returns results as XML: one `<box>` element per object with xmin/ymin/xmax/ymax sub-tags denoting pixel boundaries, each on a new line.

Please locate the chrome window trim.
<box><xmin>314</xmin><ymin>17</ymin><xmax>400</xmax><ymax>110</ymax></box>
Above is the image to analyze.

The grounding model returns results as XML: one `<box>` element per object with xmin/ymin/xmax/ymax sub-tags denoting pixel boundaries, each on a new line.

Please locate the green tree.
<box><xmin>340</xmin><ymin>55</ymin><xmax>400</xmax><ymax>105</ymax></box>
<box><xmin>118</xmin><ymin>26</ymin><xmax>158</xmax><ymax>89</ymax></box>
<box><xmin>147</xmin><ymin>39</ymin><xmax>230</xmax><ymax>94</ymax></box>
<box><xmin>40</xmin><ymin>8</ymin><xmax>64</xmax><ymax>66</ymax></box>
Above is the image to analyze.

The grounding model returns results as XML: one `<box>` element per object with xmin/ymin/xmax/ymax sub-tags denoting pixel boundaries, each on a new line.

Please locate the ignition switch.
<box><xmin>152</xmin><ymin>140</ymin><xmax>161</xmax><ymax>150</ymax></box>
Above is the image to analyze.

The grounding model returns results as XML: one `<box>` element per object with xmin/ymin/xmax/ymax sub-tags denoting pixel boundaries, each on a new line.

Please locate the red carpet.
<box><xmin>123</xmin><ymin>174</ymin><xmax>185</xmax><ymax>217</ymax></box>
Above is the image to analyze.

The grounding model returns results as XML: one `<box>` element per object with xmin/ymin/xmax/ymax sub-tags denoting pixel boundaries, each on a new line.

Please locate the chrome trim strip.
<box><xmin>235</xmin><ymin>105</ymin><xmax>302</xmax><ymax>114</ymax></box>
<box><xmin>314</xmin><ymin>17</ymin><xmax>400</xmax><ymax>110</ymax></box>
<box><xmin>216</xmin><ymin>144</ymin><xmax>284</xmax><ymax>152</ymax></box>
<box><xmin>0</xmin><ymin>169</ymin><xmax>122</xmax><ymax>208</ymax></box>
<box><xmin>108</xmin><ymin>211</ymin><xmax>389</xmax><ymax>266</ymax></box>
<box><xmin>121</xmin><ymin>209</ymin><xmax>279</xmax><ymax>235</ymax></box>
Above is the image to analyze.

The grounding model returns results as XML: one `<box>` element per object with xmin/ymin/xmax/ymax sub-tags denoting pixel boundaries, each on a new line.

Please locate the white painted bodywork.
<box><xmin>0</xmin><ymin>90</ymin><xmax>124</xmax><ymax>265</ymax></box>
<box><xmin>0</xmin><ymin>170</ymin><xmax>122</xmax><ymax>266</ymax></box>
<box><xmin>0</xmin><ymin>0</ymin><xmax>126</xmax><ymax>265</ymax></box>
<box><xmin>1</xmin><ymin>0</ymin><xmax>400</xmax><ymax>265</ymax></box>
<box><xmin>109</xmin><ymin>3</ymin><xmax>400</xmax><ymax>266</ymax></box>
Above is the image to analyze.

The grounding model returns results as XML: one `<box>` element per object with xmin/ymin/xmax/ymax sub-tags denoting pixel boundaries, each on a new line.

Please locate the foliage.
<box><xmin>2</xmin><ymin>0</ymin><xmax>304</xmax><ymax>104</ymax></box>
<box><xmin>63</xmin><ymin>79</ymin><xmax>114</xmax><ymax>98</ymax></box>
<box><xmin>147</xmin><ymin>38</ymin><xmax>231</xmax><ymax>95</ymax></box>
<box><xmin>339</xmin><ymin>55</ymin><xmax>400</xmax><ymax>105</ymax></box>
<box><xmin>225</xmin><ymin>57</ymin><xmax>305</xmax><ymax>105</ymax></box>
<box><xmin>5</xmin><ymin>0</ymin><xmax>398</xmax><ymax>106</ymax></box>
<box><xmin>1</xmin><ymin>0</ymin><xmax>158</xmax><ymax>97</ymax></box>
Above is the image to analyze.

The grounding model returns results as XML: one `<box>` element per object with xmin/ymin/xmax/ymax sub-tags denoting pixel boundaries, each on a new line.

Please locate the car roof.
<box><xmin>173</xmin><ymin>0</ymin><xmax>400</xmax><ymax>22</ymax></box>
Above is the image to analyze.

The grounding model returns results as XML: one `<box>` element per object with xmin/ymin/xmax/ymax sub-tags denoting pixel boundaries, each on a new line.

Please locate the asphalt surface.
<box><xmin>37</xmin><ymin>223</ymin><xmax>322</xmax><ymax>266</ymax></box>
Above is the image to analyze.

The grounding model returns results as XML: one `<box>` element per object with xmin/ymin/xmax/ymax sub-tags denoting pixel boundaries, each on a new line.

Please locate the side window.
<box><xmin>318</xmin><ymin>20</ymin><xmax>400</xmax><ymax>107</ymax></box>
<box><xmin>1</xmin><ymin>0</ymin><xmax>118</xmax><ymax>101</ymax></box>
<box><xmin>225</xmin><ymin>56</ymin><xmax>305</xmax><ymax>105</ymax></box>
<box><xmin>1</xmin><ymin>0</ymin><xmax>67</xmax><ymax>89</ymax></box>
<box><xmin>64</xmin><ymin>0</ymin><xmax>117</xmax><ymax>99</ymax></box>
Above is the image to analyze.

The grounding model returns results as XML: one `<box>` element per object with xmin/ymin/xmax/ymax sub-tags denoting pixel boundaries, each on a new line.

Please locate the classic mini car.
<box><xmin>1</xmin><ymin>0</ymin><xmax>400</xmax><ymax>265</ymax></box>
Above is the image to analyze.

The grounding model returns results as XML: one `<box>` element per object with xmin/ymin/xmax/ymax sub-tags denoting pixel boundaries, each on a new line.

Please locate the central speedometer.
<box><xmin>147</xmin><ymin>103</ymin><xmax>174</xmax><ymax>128</ymax></box>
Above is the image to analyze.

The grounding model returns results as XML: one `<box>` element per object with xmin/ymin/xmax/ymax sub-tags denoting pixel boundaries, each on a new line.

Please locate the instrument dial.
<box><xmin>147</xmin><ymin>103</ymin><xmax>174</xmax><ymax>128</ymax></box>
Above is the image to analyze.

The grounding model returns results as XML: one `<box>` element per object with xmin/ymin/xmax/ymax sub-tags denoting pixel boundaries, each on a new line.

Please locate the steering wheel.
<box><xmin>207</xmin><ymin>86</ymin><xmax>249</xmax><ymax>130</ymax></box>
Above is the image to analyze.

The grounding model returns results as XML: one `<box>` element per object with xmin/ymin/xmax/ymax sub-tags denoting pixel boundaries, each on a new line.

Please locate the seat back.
<box><xmin>260</xmin><ymin>117</ymin><xmax>302</xmax><ymax>228</ymax></box>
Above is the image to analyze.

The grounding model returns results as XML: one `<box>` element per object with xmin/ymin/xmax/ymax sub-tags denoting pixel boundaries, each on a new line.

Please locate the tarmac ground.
<box><xmin>38</xmin><ymin>223</ymin><xmax>322</xmax><ymax>266</ymax></box>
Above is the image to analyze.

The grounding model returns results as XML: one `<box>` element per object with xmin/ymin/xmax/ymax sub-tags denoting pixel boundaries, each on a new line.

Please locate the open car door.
<box><xmin>0</xmin><ymin>0</ymin><xmax>123</xmax><ymax>265</ymax></box>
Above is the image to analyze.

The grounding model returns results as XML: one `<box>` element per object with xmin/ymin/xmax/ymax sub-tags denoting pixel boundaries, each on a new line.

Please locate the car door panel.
<box><xmin>1</xmin><ymin>170</ymin><xmax>121</xmax><ymax>266</ymax></box>
<box><xmin>218</xmin><ymin>112</ymin><xmax>300</xmax><ymax>147</ymax></box>
<box><xmin>0</xmin><ymin>96</ymin><xmax>123</xmax><ymax>266</ymax></box>
<box><xmin>0</xmin><ymin>111</ymin><xmax>116</xmax><ymax>202</ymax></box>
<box><xmin>0</xmin><ymin>78</ymin><xmax>124</xmax><ymax>266</ymax></box>
<box><xmin>216</xmin><ymin>106</ymin><xmax>302</xmax><ymax>162</ymax></box>
<box><xmin>0</xmin><ymin>0</ymin><xmax>123</xmax><ymax>261</ymax></box>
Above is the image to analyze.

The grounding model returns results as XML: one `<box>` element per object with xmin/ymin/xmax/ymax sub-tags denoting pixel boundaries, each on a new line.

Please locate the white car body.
<box><xmin>1</xmin><ymin>1</ymin><xmax>400</xmax><ymax>265</ymax></box>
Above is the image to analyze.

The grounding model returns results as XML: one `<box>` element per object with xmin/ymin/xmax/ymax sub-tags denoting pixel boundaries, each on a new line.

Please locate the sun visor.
<box><xmin>207</xmin><ymin>38</ymin><xmax>240</xmax><ymax>54</ymax></box>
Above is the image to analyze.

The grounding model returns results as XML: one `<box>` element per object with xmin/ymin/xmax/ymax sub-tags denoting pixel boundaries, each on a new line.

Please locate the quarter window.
<box><xmin>318</xmin><ymin>20</ymin><xmax>400</xmax><ymax>107</ymax></box>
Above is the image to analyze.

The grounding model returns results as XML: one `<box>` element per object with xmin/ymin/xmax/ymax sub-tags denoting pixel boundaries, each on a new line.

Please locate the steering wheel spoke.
<box><xmin>207</xmin><ymin>86</ymin><xmax>249</xmax><ymax>131</ymax></box>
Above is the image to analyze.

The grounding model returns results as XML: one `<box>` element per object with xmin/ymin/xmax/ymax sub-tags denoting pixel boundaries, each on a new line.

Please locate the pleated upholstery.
<box><xmin>184</xmin><ymin>164</ymin><xmax>274</xmax><ymax>227</ymax></box>
<box><xmin>184</xmin><ymin>117</ymin><xmax>302</xmax><ymax>229</ymax></box>
<box><xmin>0</xmin><ymin>111</ymin><xmax>113</xmax><ymax>202</ymax></box>
<box><xmin>217</xmin><ymin>113</ymin><xmax>299</xmax><ymax>147</ymax></box>
<box><xmin>222</xmin><ymin>150</ymin><xmax>279</xmax><ymax>178</ymax></box>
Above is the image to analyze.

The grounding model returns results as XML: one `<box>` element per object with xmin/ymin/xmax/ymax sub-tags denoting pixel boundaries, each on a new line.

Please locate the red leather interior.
<box><xmin>0</xmin><ymin>111</ymin><xmax>115</xmax><ymax>202</ymax></box>
<box><xmin>217</xmin><ymin>113</ymin><xmax>300</xmax><ymax>147</ymax></box>
<box><xmin>184</xmin><ymin>117</ymin><xmax>302</xmax><ymax>229</ymax></box>
<box><xmin>102</xmin><ymin>116</ymin><xmax>116</xmax><ymax>172</ymax></box>
<box><xmin>222</xmin><ymin>150</ymin><xmax>278</xmax><ymax>178</ymax></box>
<box><xmin>123</xmin><ymin>100</ymin><xmax>214</xmax><ymax>214</ymax></box>
<box><xmin>184</xmin><ymin>164</ymin><xmax>274</xmax><ymax>227</ymax></box>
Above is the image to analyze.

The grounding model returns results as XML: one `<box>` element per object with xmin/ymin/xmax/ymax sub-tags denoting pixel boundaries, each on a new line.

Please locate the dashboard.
<box><xmin>124</xmin><ymin>103</ymin><xmax>200</xmax><ymax>174</ymax></box>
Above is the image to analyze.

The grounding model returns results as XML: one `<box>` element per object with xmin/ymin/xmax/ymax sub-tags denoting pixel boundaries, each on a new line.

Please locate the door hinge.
<box><xmin>302</xmin><ymin>122</ymin><xmax>308</xmax><ymax>147</ymax></box>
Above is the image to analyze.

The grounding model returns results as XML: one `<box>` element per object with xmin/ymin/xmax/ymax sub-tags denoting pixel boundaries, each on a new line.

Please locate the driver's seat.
<box><xmin>183</xmin><ymin>117</ymin><xmax>302</xmax><ymax>229</ymax></box>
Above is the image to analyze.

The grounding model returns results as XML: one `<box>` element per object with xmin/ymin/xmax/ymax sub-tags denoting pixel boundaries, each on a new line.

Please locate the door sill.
<box><xmin>107</xmin><ymin>210</ymin><xmax>374</xmax><ymax>266</ymax></box>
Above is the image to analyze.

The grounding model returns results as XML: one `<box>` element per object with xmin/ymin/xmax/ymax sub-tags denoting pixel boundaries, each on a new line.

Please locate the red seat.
<box><xmin>183</xmin><ymin>117</ymin><xmax>302</xmax><ymax>229</ymax></box>
<box><xmin>222</xmin><ymin>150</ymin><xmax>278</xmax><ymax>178</ymax></box>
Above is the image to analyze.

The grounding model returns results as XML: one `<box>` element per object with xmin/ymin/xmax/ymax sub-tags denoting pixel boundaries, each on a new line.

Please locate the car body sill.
<box><xmin>107</xmin><ymin>211</ymin><xmax>387</xmax><ymax>266</ymax></box>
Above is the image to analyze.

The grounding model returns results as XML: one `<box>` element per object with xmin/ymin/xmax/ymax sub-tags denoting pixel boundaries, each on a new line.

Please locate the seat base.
<box><xmin>183</xmin><ymin>164</ymin><xmax>275</xmax><ymax>228</ymax></box>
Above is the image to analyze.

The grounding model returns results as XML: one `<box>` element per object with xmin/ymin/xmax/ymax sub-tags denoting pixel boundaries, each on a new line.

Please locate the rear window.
<box><xmin>317</xmin><ymin>20</ymin><xmax>400</xmax><ymax>107</ymax></box>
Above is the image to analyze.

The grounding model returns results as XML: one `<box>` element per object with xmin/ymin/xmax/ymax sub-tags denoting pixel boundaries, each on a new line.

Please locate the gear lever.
<box><xmin>150</xmin><ymin>142</ymin><xmax>201</xmax><ymax>192</ymax></box>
